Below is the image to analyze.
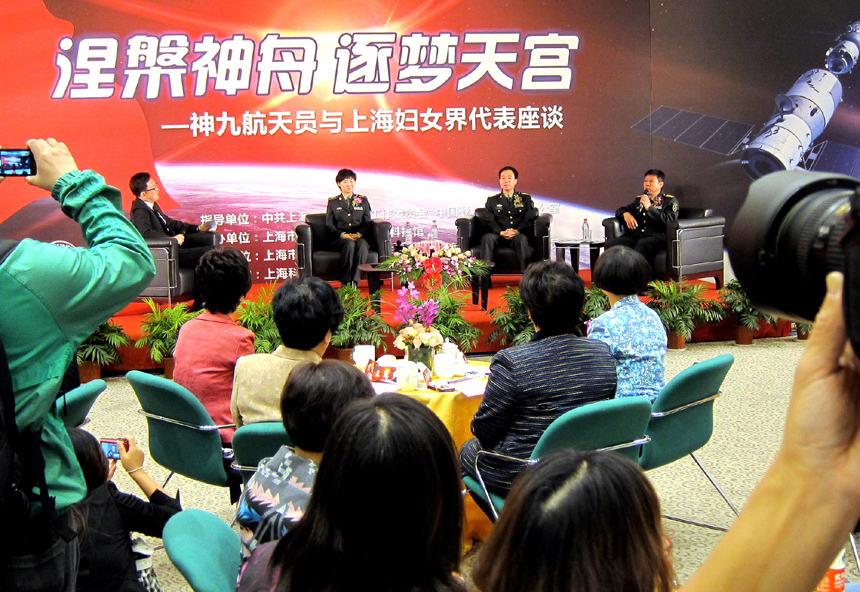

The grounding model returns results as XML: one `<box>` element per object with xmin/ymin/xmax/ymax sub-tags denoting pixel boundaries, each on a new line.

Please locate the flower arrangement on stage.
<box><xmin>380</xmin><ymin>240</ymin><xmax>490</xmax><ymax>287</ymax></box>
<box><xmin>393</xmin><ymin>283</ymin><xmax>444</xmax><ymax>352</ymax></box>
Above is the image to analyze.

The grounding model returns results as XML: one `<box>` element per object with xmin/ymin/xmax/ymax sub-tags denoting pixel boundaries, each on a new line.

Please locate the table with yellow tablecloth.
<box><xmin>370</xmin><ymin>361</ymin><xmax>494</xmax><ymax>548</ymax></box>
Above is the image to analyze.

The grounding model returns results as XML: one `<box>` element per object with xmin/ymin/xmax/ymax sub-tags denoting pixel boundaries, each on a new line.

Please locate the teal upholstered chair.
<box><xmin>126</xmin><ymin>370</ymin><xmax>233</xmax><ymax>489</ymax></box>
<box><xmin>232</xmin><ymin>422</ymin><xmax>292</xmax><ymax>485</ymax></box>
<box><xmin>163</xmin><ymin>509</ymin><xmax>241</xmax><ymax>592</ymax></box>
<box><xmin>639</xmin><ymin>354</ymin><xmax>736</xmax><ymax>530</ymax></box>
<box><xmin>55</xmin><ymin>379</ymin><xmax>107</xmax><ymax>427</ymax></box>
<box><xmin>463</xmin><ymin>396</ymin><xmax>653</xmax><ymax>520</ymax></box>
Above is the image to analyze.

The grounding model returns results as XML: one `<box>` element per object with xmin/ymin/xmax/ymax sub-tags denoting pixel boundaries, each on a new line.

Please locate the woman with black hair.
<box><xmin>238</xmin><ymin>395</ymin><xmax>466</xmax><ymax>592</ymax></box>
<box><xmin>473</xmin><ymin>450</ymin><xmax>674</xmax><ymax>592</ymax></box>
<box><xmin>459</xmin><ymin>260</ymin><xmax>617</xmax><ymax>500</ymax></box>
<box><xmin>588</xmin><ymin>246</ymin><xmax>667</xmax><ymax>400</ymax></box>
<box><xmin>67</xmin><ymin>428</ymin><xmax>181</xmax><ymax>592</ymax></box>
<box><xmin>173</xmin><ymin>247</ymin><xmax>255</xmax><ymax>444</ymax></box>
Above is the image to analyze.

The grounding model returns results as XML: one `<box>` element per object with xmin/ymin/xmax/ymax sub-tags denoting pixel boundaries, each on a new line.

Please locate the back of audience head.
<box><xmin>519</xmin><ymin>260</ymin><xmax>585</xmax><ymax>335</ymax></box>
<box><xmin>280</xmin><ymin>360</ymin><xmax>375</xmax><ymax>454</ymax></box>
<box><xmin>271</xmin><ymin>277</ymin><xmax>344</xmax><ymax>351</ymax></box>
<box><xmin>270</xmin><ymin>394</ymin><xmax>464</xmax><ymax>592</ymax></box>
<box><xmin>67</xmin><ymin>427</ymin><xmax>109</xmax><ymax>491</ymax></box>
<box><xmin>474</xmin><ymin>449</ymin><xmax>673</xmax><ymax>592</ymax></box>
<box><xmin>194</xmin><ymin>248</ymin><xmax>252</xmax><ymax>314</ymax></box>
<box><xmin>592</xmin><ymin>246</ymin><xmax>652</xmax><ymax>297</ymax></box>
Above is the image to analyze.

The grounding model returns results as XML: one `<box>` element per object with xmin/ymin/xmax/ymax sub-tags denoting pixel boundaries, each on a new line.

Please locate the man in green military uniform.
<box><xmin>479</xmin><ymin>166</ymin><xmax>538</xmax><ymax>272</ymax></box>
<box><xmin>606</xmin><ymin>169</ymin><xmax>679</xmax><ymax>271</ymax></box>
<box><xmin>325</xmin><ymin>168</ymin><xmax>372</xmax><ymax>285</ymax></box>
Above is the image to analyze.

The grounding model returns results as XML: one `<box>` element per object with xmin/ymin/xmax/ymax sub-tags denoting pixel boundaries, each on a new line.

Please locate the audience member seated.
<box><xmin>68</xmin><ymin>429</ymin><xmax>181</xmax><ymax>592</ymax></box>
<box><xmin>587</xmin><ymin>246</ymin><xmax>667</xmax><ymax>401</ymax></box>
<box><xmin>237</xmin><ymin>395</ymin><xmax>465</xmax><ymax>592</ymax></box>
<box><xmin>459</xmin><ymin>260</ymin><xmax>617</xmax><ymax>501</ymax></box>
<box><xmin>173</xmin><ymin>248</ymin><xmax>255</xmax><ymax>444</ymax></box>
<box><xmin>129</xmin><ymin>171</ymin><xmax>218</xmax><ymax>269</ymax></box>
<box><xmin>236</xmin><ymin>360</ymin><xmax>375</xmax><ymax>557</ymax></box>
<box><xmin>473</xmin><ymin>449</ymin><xmax>674</xmax><ymax>592</ymax></box>
<box><xmin>231</xmin><ymin>277</ymin><xmax>344</xmax><ymax>428</ymax></box>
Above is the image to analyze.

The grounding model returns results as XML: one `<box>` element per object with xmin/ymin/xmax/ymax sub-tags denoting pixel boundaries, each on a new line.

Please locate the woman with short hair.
<box><xmin>588</xmin><ymin>246</ymin><xmax>667</xmax><ymax>400</ymax></box>
<box><xmin>238</xmin><ymin>395</ymin><xmax>466</xmax><ymax>592</ymax></box>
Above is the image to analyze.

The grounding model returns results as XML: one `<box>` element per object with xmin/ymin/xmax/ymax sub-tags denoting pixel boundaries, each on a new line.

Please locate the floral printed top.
<box><xmin>588</xmin><ymin>295</ymin><xmax>667</xmax><ymax>400</ymax></box>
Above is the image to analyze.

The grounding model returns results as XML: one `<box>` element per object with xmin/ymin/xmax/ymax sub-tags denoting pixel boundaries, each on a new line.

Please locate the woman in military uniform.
<box><xmin>325</xmin><ymin>168</ymin><xmax>372</xmax><ymax>285</ymax></box>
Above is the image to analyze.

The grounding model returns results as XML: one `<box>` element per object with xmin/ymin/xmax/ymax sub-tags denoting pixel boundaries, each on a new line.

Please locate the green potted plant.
<box><xmin>796</xmin><ymin>321</ymin><xmax>813</xmax><ymax>341</ymax></box>
<box><xmin>76</xmin><ymin>321</ymin><xmax>131</xmax><ymax>382</ymax></box>
<box><xmin>488</xmin><ymin>286</ymin><xmax>535</xmax><ymax>347</ymax></box>
<box><xmin>236</xmin><ymin>284</ymin><xmax>282</xmax><ymax>354</ymax></box>
<box><xmin>581</xmin><ymin>285</ymin><xmax>611</xmax><ymax>324</ymax></box>
<box><xmin>330</xmin><ymin>285</ymin><xmax>392</xmax><ymax>361</ymax></box>
<box><xmin>426</xmin><ymin>287</ymin><xmax>482</xmax><ymax>352</ymax></box>
<box><xmin>646</xmin><ymin>280</ymin><xmax>725</xmax><ymax>349</ymax></box>
<box><xmin>719</xmin><ymin>279</ymin><xmax>778</xmax><ymax>345</ymax></box>
<box><xmin>134</xmin><ymin>299</ymin><xmax>202</xmax><ymax>378</ymax></box>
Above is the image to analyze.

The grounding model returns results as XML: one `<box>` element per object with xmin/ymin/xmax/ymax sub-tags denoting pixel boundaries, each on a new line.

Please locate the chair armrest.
<box><xmin>145</xmin><ymin>237</ymin><xmax>179</xmax><ymax>255</ymax></box>
<box><xmin>473</xmin><ymin>450</ymin><xmax>536</xmax><ymax>520</ymax></box>
<box><xmin>602</xmin><ymin>217</ymin><xmax>623</xmax><ymax>239</ymax></box>
<box><xmin>294</xmin><ymin>222</ymin><xmax>312</xmax><ymax>277</ymax></box>
<box><xmin>667</xmin><ymin>216</ymin><xmax>726</xmax><ymax>233</ymax></box>
<box><xmin>455</xmin><ymin>217</ymin><xmax>477</xmax><ymax>252</ymax></box>
<box><xmin>534</xmin><ymin>213</ymin><xmax>552</xmax><ymax>260</ymax></box>
<box><xmin>371</xmin><ymin>219</ymin><xmax>392</xmax><ymax>258</ymax></box>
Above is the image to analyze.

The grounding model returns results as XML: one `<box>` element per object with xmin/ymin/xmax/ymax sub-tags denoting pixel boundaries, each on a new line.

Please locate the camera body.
<box><xmin>728</xmin><ymin>169</ymin><xmax>860</xmax><ymax>352</ymax></box>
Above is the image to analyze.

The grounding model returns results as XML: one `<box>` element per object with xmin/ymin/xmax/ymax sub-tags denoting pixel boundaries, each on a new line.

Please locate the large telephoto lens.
<box><xmin>728</xmin><ymin>170</ymin><xmax>860</xmax><ymax>322</ymax></box>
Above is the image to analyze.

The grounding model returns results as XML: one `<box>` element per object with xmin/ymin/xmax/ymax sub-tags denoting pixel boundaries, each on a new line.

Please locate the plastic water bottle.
<box><xmin>429</xmin><ymin>220</ymin><xmax>439</xmax><ymax>241</ymax></box>
<box><xmin>404</xmin><ymin>221</ymin><xmax>413</xmax><ymax>245</ymax></box>
<box><xmin>582</xmin><ymin>219</ymin><xmax>591</xmax><ymax>242</ymax></box>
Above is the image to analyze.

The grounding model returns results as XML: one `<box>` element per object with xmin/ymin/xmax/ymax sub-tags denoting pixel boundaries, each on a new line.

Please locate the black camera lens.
<box><xmin>728</xmin><ymin>170</ymin><xmax>860</xmax><ymax>322</ymax></box>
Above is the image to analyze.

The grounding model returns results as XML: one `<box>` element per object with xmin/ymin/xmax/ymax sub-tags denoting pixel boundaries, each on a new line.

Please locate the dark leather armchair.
<box><xmin>456</xmin><ymin>208</ymin><xmax>553</xmax><ymax>309</ymax></box>
<box><xmin>602</xmin><ymin>208</ymin><xmax>725</xmax><ymax>288</ymax></box>
<box><xmin>139</xmin><ymin>238</ymin><xmax>194</xmax><ymax>303</ymax></box>
<box><xmin>294</xmin><ymin>213</ymin><xmax>392</xmax><ymax>281</ymax></box>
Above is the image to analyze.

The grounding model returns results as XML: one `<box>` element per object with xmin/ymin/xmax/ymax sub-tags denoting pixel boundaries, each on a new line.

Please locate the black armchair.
<box><xmin>456</xmin><ymin>208</ymin><xmax>553</xmax><ymax>309</ymax></box>
<box><xmin>602</xmin><ymin>208</ymin><xmax>725</xmax><ymax>288</ymax></box>
<box><xmin>294</xmin><ymin>213</ymin><xmax>392</xmax><ymax>282</ymax></box>
<box><xmin>139</xmin><ymin>238</ymin><xmax>194</xmax><ymax>304</ymax></box>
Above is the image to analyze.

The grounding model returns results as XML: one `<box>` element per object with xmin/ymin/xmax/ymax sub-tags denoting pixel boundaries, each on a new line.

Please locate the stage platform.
<box><xmin>104</xmin><ymin>271</ymin><xmax>791</xmax><ymax>373</ymax></box>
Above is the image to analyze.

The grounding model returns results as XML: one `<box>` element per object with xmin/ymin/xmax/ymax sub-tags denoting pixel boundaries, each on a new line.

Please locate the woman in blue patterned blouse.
<box><xmin>588</xmin><ymin>246</ymin><xmax>667</xmax><ymax>401</ymax></box>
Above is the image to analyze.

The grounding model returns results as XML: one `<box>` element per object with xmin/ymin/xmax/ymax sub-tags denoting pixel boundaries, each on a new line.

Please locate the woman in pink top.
<box><xmin>174</xmin><ymin>248</ymin><xmax>255</xmax><ymax>443</ymax></box>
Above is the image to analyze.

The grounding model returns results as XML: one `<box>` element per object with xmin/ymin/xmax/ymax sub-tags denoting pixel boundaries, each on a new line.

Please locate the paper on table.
<box><xmin>456</xmin><ymin>379</ymin><xmax>488</xmax><ymax>397</ymax></box>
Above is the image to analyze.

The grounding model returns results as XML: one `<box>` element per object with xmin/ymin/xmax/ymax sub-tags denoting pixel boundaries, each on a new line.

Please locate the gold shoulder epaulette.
<box><xmin>328</xmin><ymin>195</ymin><xmax>341</xmax><ymax>200</ymax></box>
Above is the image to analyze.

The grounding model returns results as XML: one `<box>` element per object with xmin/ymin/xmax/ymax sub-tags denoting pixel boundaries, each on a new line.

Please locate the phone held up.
<box><xmin>99</xmin><ymin>438</ymin><xmax>129</xmax><ymax>460</ymax></box>
<box><xmin>0</xmin><ymin>149</ymin><xmax>37</xmax><ymax>177</ymax></box>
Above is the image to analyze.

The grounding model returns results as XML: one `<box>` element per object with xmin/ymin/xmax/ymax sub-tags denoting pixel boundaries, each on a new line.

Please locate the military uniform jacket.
<box><xmin>325</xmin><ymin>193</ymin><xmax>372</xmax><ymax>240</ymax></box>
<box><xmin>480</xmin><ymin>191</ymin><xmax>538</xmax><ymax>235</ymax></box>
<box><xmin>615</xmin><ymin>191</ymin><xmax>679</xmax><ymax>236</ymax></box>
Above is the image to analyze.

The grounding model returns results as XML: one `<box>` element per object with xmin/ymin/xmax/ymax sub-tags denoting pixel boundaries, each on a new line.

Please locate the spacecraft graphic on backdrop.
<box><xmin>633</xmin><ymin>21</ymin><xmax>860</xmax><ymax>180</ymax></box>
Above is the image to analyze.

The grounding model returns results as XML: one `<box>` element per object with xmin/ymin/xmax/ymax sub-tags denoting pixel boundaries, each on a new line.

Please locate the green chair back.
<box><xmin>232</xmin><ymin>422</ymin><xmax>292</xmax><ymax>485</ymax></box>
<box><xmin>126</xmin><ymin>370</ymin><xmax>230</xmax><ymax>487</ymax></box>
<box><xmin>639</xmin><ymin>354</ymin><xmax>735</xmax><ymax>470</ymax></box>
<box><xmin>163</xmin><ymin>509</ymin><xmax>241</xmax><ymax>592</ymax></box>
<box><xmin>532</xmin><ymin>396</ymin><xmax>653</xmax><ymax>462</ymax></box>
<box><xmin>56</xmin><ymin>379</ymin><xmax>106</xmax><ymax>427</ymax></box>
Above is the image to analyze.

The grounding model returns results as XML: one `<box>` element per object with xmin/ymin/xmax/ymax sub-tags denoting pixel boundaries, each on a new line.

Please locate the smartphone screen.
<box><xmin>100</xmin><ymin>439</ymin><xmax>121</xmax><ymax>460</ymax></box>
<box><xmin>0</xmin><ymin>149</ymin><xmax>36</xmax><ymax>177</ymax></box>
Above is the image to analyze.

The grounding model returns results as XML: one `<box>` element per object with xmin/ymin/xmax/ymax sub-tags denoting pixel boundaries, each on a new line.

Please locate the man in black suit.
<box><xmin>479</xmin><ymin>166</ymin><xmax>538</xmax><ymax>272</ymax></box>
<box><xmin>129</xmin><ymin>172</ymin><xmax>219</xmax><ymax>268</ymax></box>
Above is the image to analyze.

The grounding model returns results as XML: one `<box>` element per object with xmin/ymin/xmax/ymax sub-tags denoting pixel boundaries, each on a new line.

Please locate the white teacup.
<box><xmin>352</xmin><ymin>345</ymin><xmax>376</xmax><ymax>370</ymax></box>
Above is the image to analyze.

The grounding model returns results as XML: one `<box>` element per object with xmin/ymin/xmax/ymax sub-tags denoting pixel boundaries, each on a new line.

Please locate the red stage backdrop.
<box><xmin>1</xmin><ymin>0</ymin><xmax>859</xmax><ymax>281</ymax></box>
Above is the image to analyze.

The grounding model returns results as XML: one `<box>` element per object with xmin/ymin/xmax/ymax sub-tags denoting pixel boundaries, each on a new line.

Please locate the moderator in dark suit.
<box><xmin>459</xmin><ymin>331</ymin><xmax>617</xmax><ymax>495</ymax></box>
<box><xmin>130</xmin><ymin>198</ymin><xmax>217</xmax><ymax>269</ymax></box>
